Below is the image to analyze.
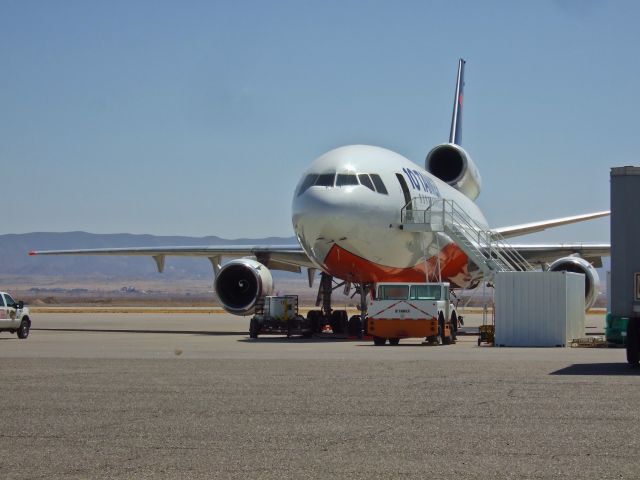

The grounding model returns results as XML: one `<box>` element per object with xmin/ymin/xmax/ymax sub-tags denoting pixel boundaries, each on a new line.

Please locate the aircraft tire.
<box><xmin>388</xmin><ymin>338</ymin><xmax>400</xmax><ymax>346</ymax></box>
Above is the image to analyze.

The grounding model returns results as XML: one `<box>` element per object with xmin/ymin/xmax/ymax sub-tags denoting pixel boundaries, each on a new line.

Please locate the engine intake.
<box><xmin>425</xmin><ymin>143</ymin><xmax>481</xmax><ymax>200</ymax></box>
<box><xmin>214</xmin><ymin>259</ymin><xmax>274</xmax><ymax>315</ymax></box>
<box><xmin>548</xmin><ymin>256</ymin><xmax>600</xmax><ymax>310</ymax></box>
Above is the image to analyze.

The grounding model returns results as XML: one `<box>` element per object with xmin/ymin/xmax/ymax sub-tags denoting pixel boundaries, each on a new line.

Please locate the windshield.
<box><xmin>377</xmin><ymin>285</ymin><xmax>409</xmax><ymax>300</ymax></box>
<box><xmin>410</xmin><ymin>285</ymin><xmax>442</xmax><ymax>300</ymax></box>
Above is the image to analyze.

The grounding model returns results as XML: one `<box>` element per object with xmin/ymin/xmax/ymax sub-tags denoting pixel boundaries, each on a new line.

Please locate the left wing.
<box><xmin>29</xmin><ymin>244</ymin><xmax>314</xmax><ymax>273</ymax></box>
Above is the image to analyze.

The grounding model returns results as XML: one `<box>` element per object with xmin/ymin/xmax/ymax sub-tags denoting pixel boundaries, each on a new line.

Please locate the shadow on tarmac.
<box><xmin>32</xmin><ymin>328</ymin><xmax>247</xmax><ymax>336</ymax></box>
<box><xmin>551</xmin><ymin>363</ymin><xmax>640</xmax><ymax>376</ymax></box>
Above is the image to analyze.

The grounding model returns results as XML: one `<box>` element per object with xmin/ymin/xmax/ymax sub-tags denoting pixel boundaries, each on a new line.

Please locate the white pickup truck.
<box><xmin>0</xmin><ymin>291</ymin><xmax>31</xmax><ymax>339</ymax></box>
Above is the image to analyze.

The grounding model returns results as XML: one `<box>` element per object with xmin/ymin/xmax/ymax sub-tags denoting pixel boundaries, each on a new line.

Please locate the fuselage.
<box><xmin>292</xmin><ymin>145</ymin><xmax>489</xmax><ymax>288</ymax></box>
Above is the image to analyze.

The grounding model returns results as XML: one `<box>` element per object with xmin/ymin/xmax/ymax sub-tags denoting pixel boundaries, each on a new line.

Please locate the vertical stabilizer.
<box><xmin>448</xmin><ymin>58</ymin><xmax>466</xmax><ymax>146</ymax></box>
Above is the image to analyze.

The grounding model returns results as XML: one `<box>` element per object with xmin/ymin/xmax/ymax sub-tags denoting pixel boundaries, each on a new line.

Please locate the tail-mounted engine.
<box><xmin>548</xmin><ymin>256</ymin><xmax>600</xmax><ymax>310</ymax></box>
<box><xmin>425</xmin><ymin>143</ymin><xmax>481</xmax><ymax>200</ymax></box>
<box><xmin>214</xmin><ymin>259</ymin><xmax>274</xmax><ymax>315</ymax></box>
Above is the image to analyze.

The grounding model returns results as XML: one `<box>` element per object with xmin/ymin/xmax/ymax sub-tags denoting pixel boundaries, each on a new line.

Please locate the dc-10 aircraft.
<box><xmin>31</xmin><ymin>59</ymin><xmax>609</xmax><ymax>325</ymax></box>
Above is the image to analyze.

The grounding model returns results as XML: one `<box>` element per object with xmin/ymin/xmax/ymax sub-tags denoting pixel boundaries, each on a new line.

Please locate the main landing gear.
<box><xmin>305</xmin><ymin>272</ymin><xmax>369</xmax><ymax>338</ymax></box>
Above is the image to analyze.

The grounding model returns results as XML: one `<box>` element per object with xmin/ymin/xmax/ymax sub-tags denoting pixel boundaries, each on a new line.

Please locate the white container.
<box><xmin>494</xmin><ymin>271</ymin><xmax>585</xmax><ymax>347</ymax></box>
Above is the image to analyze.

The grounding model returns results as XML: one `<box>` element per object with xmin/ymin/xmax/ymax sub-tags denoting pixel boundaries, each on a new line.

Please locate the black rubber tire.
<box><xmin>450</xmin><ymin>311</ymin><xmax>458</xmax><ymax>342</ymax></box>
<box><xmin>626</xmin><ymin>318</ymin><xmax>639</xmax><ymax>366</ymax></box>
<box><xmin>373</xmin><ymin>336</ymin><xmax>386</xmax><ymax>346</ymax></box>
<box><xmin>477</xmin><ymin>337</ymin><xmax>482</xmax><ymax>347</ymax></box>
<box><xmin>347</xmin><ymin>315</ymin><xmax>362</xmax><ymax>337</ymax></box>
<box><xmin>307</xmin><ymin>310</ymin><xmax>322</xmax><ymax>333</ymax></box>
<box><xmin>438</xmin><ymin>312</ymin><xmax>450</xmax><ymax>345</ymax></box>
<box><xmin>17</xmin><ymin>319</ymin><xmax>30</xmax><ymax>339</ymax></box>
<box><xmin>388</xmin><ymin>338</ymin><xmax>400</xmax><ymax>346</ymax></box>
<box><xmin>249</xmin><ymin>318</ymin><xmax>260</xmax><ymax>339</ymax></box>
<box><xmin>330</xmin><ymin>310</ymin><xmax>348</xmax><ymax>334</ymax></box>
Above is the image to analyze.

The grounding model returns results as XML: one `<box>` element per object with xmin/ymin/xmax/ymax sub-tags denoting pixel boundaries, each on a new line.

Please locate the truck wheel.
<box><xmin>438</xmin><ymin>312</ymin><xmax>450</xmax><ymax>345</ymax></box>
<box><xmin>373</xmin><ymin>336</ymin><xmax>386</xmax><ymax>346</ymax></box>
<box><xmin>450</xmin><ymin>311</ymin><xmax>458</xmax><ymax>341</ymax></box>
<box><xmin>249</xmin><ymin>318</ymin><xmax>260</xmax><ymax>339</ymax></box>
<box><xmin>627</xmin><ymin>318</ymin><xmax>639</xmax><ymax>366</ymax></box>
<box><xmin>17</xmin><ymin>319</ymin><xmax>30</xmax><ymax>339</ymax></box>
<box><xmin>388</xmin><ymin>338</ymin><xmax>400</xmax><ymax>346</ymax></box>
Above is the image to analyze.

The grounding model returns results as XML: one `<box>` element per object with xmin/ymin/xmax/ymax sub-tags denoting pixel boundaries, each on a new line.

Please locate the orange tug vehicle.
<box><xmin>367</xmin><ymin>282</ymin><xmax>460</xmax><ymax>346</ymax></box>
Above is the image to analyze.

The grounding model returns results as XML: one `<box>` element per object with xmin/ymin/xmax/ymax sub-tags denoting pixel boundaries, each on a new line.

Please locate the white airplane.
<box><xmin>31</xmin><ymin>59</ymin><xmax>609</xmax><ymax>323</ymax></box>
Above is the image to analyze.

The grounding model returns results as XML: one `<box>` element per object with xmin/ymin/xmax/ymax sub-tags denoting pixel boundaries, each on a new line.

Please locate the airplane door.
<box><xmin>395</xmin><ymin>173</ymin><xmax>412</xmax><ymax>209</ymax></box>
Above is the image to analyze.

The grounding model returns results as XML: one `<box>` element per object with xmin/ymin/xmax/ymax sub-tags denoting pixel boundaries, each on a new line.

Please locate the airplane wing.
<box><xmin>494</xmin><ymin>211</ymin><xmax>610</xmax><ymax>239</ymax></box>
<box><xmin>29</xmin><ymin>244</ymin><xmax>314</xmax><ymax>273</ymax></box>
<box><xmin>510</xmin><ymin>243</ymin><xmax>610</xmax><ymax>267</ymax></box>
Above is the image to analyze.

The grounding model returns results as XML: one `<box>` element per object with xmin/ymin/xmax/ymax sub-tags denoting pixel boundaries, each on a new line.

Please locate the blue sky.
<box><xmin>1</xmin><ymin>0</ymin><xmax>636</xmax><ymax>242</ymax></box>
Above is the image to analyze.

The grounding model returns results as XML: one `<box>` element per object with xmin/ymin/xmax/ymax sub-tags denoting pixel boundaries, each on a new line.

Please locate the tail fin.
<box><xmin>448</xmin><ymin>58</ymin><xmax>466</xmax><ymax>146</ymax></box>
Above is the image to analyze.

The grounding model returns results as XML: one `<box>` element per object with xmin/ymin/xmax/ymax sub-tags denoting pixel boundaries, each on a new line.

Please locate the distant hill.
<box><xmin>1</xmin><ymin>232</ymin><xmax>299</xmax><ymax>279</ymax></box>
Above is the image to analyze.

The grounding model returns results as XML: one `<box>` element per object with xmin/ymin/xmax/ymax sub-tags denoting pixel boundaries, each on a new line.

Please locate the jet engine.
<box><xmin>214</xmin><ymin>259</ymin><xmax>274</xmax><ymax>315</ymax></box>
<box><xmin>548</xmin><ymin>256</ymin><xmax>600</xmax><ymax>310</ymax></box>
<box><xmin>425</xmin><ymin>143</ymin><xmax>481</xmax><ymax>200</ymax></box>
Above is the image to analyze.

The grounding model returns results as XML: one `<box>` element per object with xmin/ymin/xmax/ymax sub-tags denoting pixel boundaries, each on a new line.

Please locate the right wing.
<box><xmin>494</xmin><ymin>211</ymin><xmax>610</xmax><ymax>239</ymax></box>
<box><xmin>29</xmin><ymin>244</ymin><xmax>314</xmax><ymax>273</ymax></box>
<box><xmin>509</xmin><ymin>243</ymin><xmax>610</xmax><ymax>267</ymax></box>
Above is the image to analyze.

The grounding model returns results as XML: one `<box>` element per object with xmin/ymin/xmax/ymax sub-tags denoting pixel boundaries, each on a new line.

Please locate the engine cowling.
<box><xmin>425</xmin><ymin>143</ymin><xmax>481</xmax><ymax>200</ymax></box>
<box><xmin>214</xmin><ymin>259</ymin><xmax>274</xmax><ymax>315</ymax></box>
<box><xmin>548</xmin><ymin>256</ymin><xmax>600</xmax><ymax>310</ymax></box>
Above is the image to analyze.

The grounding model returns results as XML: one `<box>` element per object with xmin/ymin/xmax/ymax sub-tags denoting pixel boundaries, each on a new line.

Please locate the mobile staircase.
<box><xmin>400</xmin><ymin>197</ymin><xmax>534</xmax><ymax>278</ymax></box>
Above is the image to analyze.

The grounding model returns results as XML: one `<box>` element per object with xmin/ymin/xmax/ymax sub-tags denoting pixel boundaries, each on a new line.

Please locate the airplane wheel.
<box><xmin>373</xmin><ymin>336</ymin><xmax>386</xmax><ymax>346</ymax></box>
<box><xmin>347</xmin><ymin>315</ymin><xmax>362</xmax><ymax>336</ymax></box>
<box><xmin>388</xmin><ymin>338</ymin><xmax>400</xmax><ymax>346</ymax></box>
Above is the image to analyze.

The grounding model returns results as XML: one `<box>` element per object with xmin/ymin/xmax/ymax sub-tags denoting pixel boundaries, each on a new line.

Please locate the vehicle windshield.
<box><xmin>377</xmin><ymin>285</ymin><xmax>409</xmax><ymax>300</ymax></box>
<box><xmin>410</xmin><ymin>285</ymin><xmax>442</xmax><ymax>300</ymax></box>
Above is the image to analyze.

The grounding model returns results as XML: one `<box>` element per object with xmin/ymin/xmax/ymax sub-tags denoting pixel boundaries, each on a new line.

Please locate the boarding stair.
<box><xmin>400</xmin><ymin>197</ymin><xmax>534</xmax><ymax>278</ymax></box>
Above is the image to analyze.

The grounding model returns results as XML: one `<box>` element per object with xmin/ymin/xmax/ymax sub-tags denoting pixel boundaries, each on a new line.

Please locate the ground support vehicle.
<box><xmin>478</xmin><ymin>324</ymin><xmax>495</xmax><ymax>346</ymax></box>
<box><xmin>0</xmin><ymin>291</ymin><xmax>31</xmax><ymax>339</ymax></box>
<box><xmin>249</xmin><ymin>296</ymin><xmax>311</xmax><ymax>339</ymax></box>
<box><xmin>367</xmin><ymin>282</ymin><xmax>458</xmax><ymax>346</ymax></box>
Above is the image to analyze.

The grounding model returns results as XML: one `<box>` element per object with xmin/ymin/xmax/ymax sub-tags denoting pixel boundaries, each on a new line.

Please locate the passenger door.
<box><xmin>0</xmin><ymin>294</ymin><xmax>8</xmax><ymax>328</ymax></box>
<box><xmin>3</xmin><ymin>293</ymin><xmax>19</xmax><ymax>328</ymax></box>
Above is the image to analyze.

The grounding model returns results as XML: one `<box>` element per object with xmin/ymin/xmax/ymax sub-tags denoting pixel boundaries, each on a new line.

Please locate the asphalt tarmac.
<box><xmin>1</xmin><ymin>312</ymin><xmax>639</xmax><ymax>479</ymax></box>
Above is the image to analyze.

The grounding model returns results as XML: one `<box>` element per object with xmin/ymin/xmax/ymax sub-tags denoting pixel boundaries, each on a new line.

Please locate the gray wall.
<box><xmin>610</xmin><ymin>167</ymin><xmax>640</xmax><ymax>317</ymax></box>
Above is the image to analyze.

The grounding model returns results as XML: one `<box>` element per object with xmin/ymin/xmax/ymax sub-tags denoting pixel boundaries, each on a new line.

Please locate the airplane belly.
<box><xmin>298</xmin><ymin>216</ymin><xmax>471</xmax><ymax>287</ymax></box>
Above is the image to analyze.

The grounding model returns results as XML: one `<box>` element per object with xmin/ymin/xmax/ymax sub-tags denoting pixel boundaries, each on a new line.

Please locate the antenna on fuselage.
<box><xmin>448</xmin><ymin>58</ymin><xmax>466</xmax><ymax>146</ymax></box>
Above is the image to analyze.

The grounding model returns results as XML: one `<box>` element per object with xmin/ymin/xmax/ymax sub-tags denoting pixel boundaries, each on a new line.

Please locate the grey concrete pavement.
<box><xmin>0</xmin><ymin>312</ymin><xmax>638</xmax><ymax>479</ymax></box>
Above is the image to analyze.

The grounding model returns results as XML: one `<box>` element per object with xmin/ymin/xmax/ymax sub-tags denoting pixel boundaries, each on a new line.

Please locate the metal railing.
<box><xmin>401</xmin><ymin>197</ymin><xmax>534</xmax><ymax>275</ymax></box>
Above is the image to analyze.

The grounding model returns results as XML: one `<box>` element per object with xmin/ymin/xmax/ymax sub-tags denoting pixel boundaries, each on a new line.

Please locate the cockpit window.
<box><xmin>315</xmin><ymin>173</ymin><xmax>336</xmax><ymax>187</ymax></box>
<box><xmin>370</xmin><ymin>174</ymin><xmax>388</xmax><ymax>194</ymax></box>
<box><xmin>336</xmin><ymin>174</ymin><xmax>359</xmax><ymax>187</ymax></box>
<box><xmin>358</xmin><ymin>174</ymin><xmax>375</xmax><ymax>191</ymax></box>
<box><xmin>297</xmin><ymin>174</ymin><xmax>319</xmax><ymax>196</ymax></box>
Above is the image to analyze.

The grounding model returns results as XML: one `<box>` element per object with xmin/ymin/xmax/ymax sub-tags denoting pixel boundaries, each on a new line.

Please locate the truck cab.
<box><xmin>0</xmin><ymin>291</ymin><xmax>31</xmax><ymax>339</ymax></box>
<box><xmin>367</xmin><ymin>282</ymin><xmax>458</xmax><ymax>346</ymax></box>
